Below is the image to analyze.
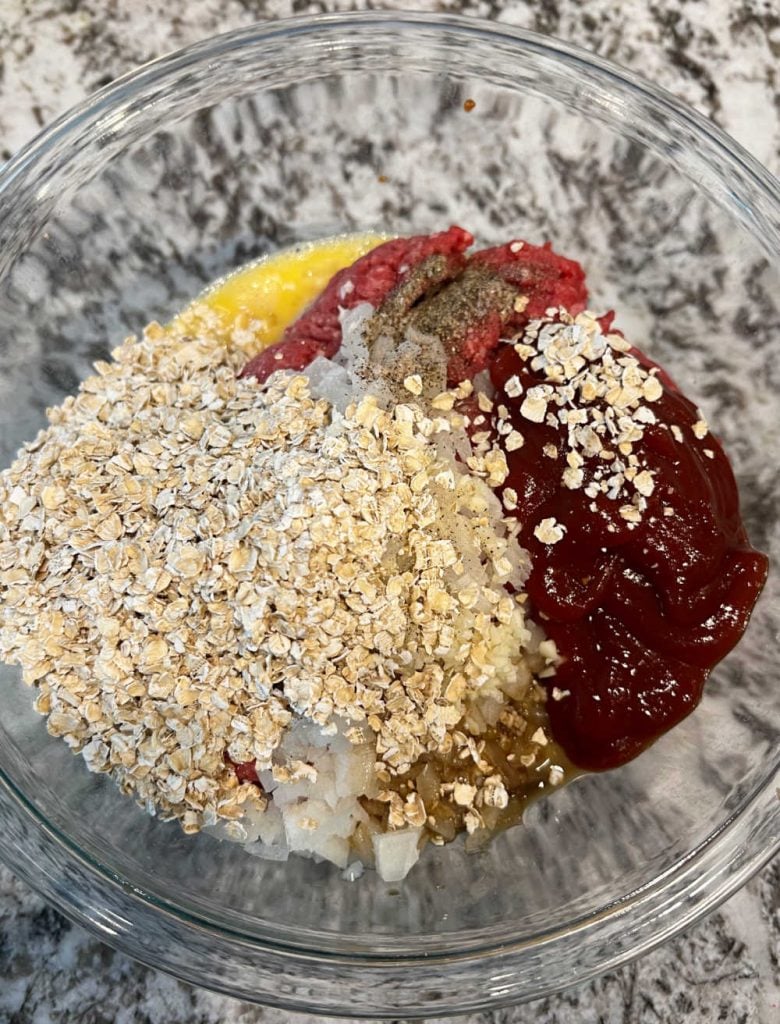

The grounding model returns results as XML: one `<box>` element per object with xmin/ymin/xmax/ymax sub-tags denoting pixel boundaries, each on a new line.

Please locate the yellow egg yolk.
<box><xmin>176</xmin><ymin>233</ymin><xmax>387</xmax><ymax>347</ymax></box>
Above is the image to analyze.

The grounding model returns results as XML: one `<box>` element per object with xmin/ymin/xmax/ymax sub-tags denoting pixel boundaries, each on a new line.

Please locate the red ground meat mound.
<box><xmin>240</xmin><ymin>229</ymin><xmax>587</xmax><ymax>386</ymax></box>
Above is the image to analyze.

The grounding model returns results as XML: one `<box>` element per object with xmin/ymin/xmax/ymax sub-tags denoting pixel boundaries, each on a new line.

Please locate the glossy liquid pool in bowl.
<box><xmin>0</xmin><ymin>13</ymin><xmax>777</xmax><ymax>1015</ymax></box>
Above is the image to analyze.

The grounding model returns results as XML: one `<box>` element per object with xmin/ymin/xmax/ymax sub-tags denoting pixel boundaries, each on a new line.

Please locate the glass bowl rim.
<box><xmin>0</xmin><ymin>9</ymin><xmax>777</xmax><ymax>1013</ymax></box>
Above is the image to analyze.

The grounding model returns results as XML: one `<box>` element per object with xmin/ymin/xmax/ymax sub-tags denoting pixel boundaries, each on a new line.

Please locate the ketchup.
<box><xmin>489</xmin><ymin>333</ymin><xmax>768</xmax><ymax>770</ymax></box>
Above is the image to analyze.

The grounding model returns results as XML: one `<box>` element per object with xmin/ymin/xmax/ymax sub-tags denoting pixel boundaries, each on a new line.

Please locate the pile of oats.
<box><xmin>0</xmin><ymin>317</ymin><xmax>557</xmax><ymax>838</ymax></box>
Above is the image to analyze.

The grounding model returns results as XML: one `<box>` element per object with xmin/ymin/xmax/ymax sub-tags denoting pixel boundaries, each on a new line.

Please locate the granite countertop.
<box><xmin>0</xmin><ymin>1</ymin><xmax>778</xmax><ymax>1022</ymax></box>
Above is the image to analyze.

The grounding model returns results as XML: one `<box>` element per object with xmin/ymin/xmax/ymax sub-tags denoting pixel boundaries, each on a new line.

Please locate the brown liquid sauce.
<box><xmin>354</xmin><ymin>684</ymin><xmax>576</xmax><ymax>859</ymax></box>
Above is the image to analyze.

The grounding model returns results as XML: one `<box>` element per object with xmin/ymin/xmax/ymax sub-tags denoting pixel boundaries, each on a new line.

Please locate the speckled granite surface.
<box><xmin>0</xmin><ymin>1</ymin><xmax>778</xmax><ymax>1022</ymax></box>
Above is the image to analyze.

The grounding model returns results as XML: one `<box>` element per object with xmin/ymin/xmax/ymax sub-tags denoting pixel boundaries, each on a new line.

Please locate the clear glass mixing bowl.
<box><xmin>0</xmin><ymin>12</ymin><xmax>777</xmax><ymax>1016</ymax></box>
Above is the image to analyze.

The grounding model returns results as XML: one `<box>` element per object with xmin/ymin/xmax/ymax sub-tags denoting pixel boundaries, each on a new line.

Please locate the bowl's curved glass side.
<box><xmin>0</xmin><ymin>766</ymin><xmax>776</xmax><ymax>1016</ymax></box>
<box><xmin>0</xmin><ymin>14</ymin><xmax>777</xmax><ymax>1010</ymax></box>
<box><xmin>3</xmin><ymin>18</ymin><xmax>779</xmax><ymax>264</ymax></box>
